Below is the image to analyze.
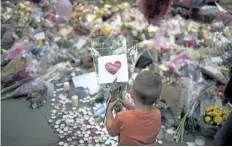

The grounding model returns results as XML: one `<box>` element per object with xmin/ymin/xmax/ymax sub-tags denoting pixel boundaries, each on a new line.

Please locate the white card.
<box><xmin>72</xmin><ymin>72</ymin><xmax>100</xmax><ymax>95</ymax></box>
<box><xmin>98</xmin><ymin>54</ymin><xmax>129</xmax><ymax>84</ymax></box>
<box><xmin>34</xmin><ymin>32</ymin><xmax>45</xmax><ymax>40</ymax></box>
<box><xmin>211</xmin><ymin>56</ymin><xmax>223</xmax><ymax>63</ymax></box>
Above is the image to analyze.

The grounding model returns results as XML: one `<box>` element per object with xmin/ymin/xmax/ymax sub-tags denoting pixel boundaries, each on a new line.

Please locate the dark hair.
<box><xmin>133</xmin><ymin>70</ymin><xmax>162</xmax><ymax>106</ymax></box>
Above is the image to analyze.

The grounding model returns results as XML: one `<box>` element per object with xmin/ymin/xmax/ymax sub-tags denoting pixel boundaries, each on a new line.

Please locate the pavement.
<box><xmin>1</xmin><ymin>98</ymin><xmax>214</xmax><ymax>146</ymax></box>
<box><xmin>1</xmin><ymin>98</ymin><xmax>59</xmax><ymax>146</ymax></box>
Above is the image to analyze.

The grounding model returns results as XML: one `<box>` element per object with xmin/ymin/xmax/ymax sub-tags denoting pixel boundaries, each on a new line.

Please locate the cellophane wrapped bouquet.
<box><xmin>90</xmin><ymin>35</ymin><xmax>138</xmax><ymax>113</ymax></box>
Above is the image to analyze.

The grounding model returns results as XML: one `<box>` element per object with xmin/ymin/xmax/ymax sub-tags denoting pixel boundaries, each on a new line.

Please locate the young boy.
<box><xmin>106</xmin><ymin>70</ymin><xmax>162</xmax><ymax>146</ymax></box>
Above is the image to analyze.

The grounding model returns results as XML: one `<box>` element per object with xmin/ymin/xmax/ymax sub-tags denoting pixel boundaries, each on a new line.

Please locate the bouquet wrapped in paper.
<box><xmin>1</xmin><ymin>44</ymin><xmax>47</xmax><ymax>85</ymax></box>
<box><xmin>1</xmin><ymin>56</ymin><xmax>47</xmax><ymax>100</ymax></box>
<box><xmin>90</xmin><ymin>35</ymin><xmax>138</xmax><ymax>113</ymax></box>
<box><xmin>1</xmin><ymin>76</ymin><xmax>52</xmax><ymax>109</ymax></box>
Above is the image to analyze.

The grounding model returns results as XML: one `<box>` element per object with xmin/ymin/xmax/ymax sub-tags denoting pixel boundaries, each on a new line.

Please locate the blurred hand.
<box><xmin>119</xmin><ymin>99</ymin><xmax>134</xmax><ymax>110</ymax></box>
<box><xmin>107</xmin><ymin>98</ymin><xmax>116</xmax><ymax>112</ymax></box>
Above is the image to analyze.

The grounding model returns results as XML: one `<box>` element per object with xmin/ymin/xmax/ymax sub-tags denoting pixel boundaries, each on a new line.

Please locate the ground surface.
<box><xmin>1</xmin><ymin>98</ymin><xmax>214</xmax><ymax>146</ymax></box>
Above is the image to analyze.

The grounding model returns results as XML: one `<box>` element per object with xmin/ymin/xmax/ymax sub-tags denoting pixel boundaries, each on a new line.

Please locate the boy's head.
<box><xmin>132</xmin><ymin>70</ymin><xmax>162</xmax><ymax>106</ymax></box>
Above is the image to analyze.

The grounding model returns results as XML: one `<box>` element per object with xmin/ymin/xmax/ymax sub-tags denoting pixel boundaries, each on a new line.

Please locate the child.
<box><xmin>106</xmin><ymin>70</ymin><xmax>162</xmax><ymax>146</ymax></box>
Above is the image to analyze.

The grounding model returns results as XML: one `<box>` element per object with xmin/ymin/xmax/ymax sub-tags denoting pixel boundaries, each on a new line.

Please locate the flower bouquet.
<box><xmin>90</xmin><ymin>35</ymin><xmax>138</xmax><ymax>113</ymax></box>
<box><xmin>1</xmin><ymin>76</ymin><xmax>51</xmax><ymax>109</ymax></box>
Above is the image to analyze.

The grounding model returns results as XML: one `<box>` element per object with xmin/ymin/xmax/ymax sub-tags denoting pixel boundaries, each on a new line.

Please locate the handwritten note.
<box><xmin>34</xmin><ymin>32</ymin><xmax>45</xmax><ymax>40</ymax></box>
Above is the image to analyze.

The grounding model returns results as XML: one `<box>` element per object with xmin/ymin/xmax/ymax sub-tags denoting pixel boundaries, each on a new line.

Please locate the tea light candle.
<box><xmin>72</xmin><ymin>95</ymin><xmax>78</xmax><ymax>107</ymax></box>
<box><xmin>59</xmin><ymin>141</ymin><xmax>64</xmax><ymax>146</ymax></box>
<box><xmin>165</xmin><ymin>128</ymin><xmax>175</xmax><ymax>142</ymax></box>
<box><xmin>63</xmin><ymin>82</ymin><xmax>70</xmax><ymax>92</ymax></box>
<box><xmin>195</xmin><ymin>136</ymin><xmax>205</xmax><ymax>146</ymax></box>
<box><xmin>66</xmin><ymin>119</ymin><xmax>71</xmax><ymax>126</ymax></box>
<box><xmin>157</xmin><ymin>140</ymin><xmax>163</xmax><ymax>145</ymax></box>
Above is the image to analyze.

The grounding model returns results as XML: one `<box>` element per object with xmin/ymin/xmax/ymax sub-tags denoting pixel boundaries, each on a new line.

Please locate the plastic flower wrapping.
<box><xmin>90</xmin><ymin>35</ymin><xmax>138</xmax><ymax>113</ymax></box>
<box><xmin>1</xmin><ymin>50</ymin><xmax>47</xmax><ymax>100</ymax></box>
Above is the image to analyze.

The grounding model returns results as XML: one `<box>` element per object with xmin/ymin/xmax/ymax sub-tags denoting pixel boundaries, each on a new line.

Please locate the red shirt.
<box><xmin>107</xmin><ymin>108</ymin><xmax>161</xmax><ymax>146</ymax></box>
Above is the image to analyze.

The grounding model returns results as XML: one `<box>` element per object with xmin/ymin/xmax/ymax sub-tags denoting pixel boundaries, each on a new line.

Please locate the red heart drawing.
<box><xmin>105</xmin><ymin>61</ymin><xmax>121</xmax><ymax>75</ymax></box>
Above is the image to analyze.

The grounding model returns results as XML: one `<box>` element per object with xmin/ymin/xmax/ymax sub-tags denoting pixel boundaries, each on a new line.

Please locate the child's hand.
<box><xmin>119</xmin><ymin>99</ymin><xmax>135</xmax><ymax>110</ymax></box>
<box><xmin>107</xmin><ymin>98</ymin><xmax>116</xmax><ymax>112</ymax></box>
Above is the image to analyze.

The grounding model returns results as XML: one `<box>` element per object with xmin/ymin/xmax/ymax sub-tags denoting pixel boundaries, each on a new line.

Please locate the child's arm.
<box><xmin>106</xmin><ymin>101</ymin><xmax>121</xmax><ymax>137</ymax></box>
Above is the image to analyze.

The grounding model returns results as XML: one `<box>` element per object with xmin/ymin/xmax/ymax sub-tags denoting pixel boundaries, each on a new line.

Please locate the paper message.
<box><xmin>98</xmin><ymin>54</ymin><xmax>128</xmax><ymax>84</ymax></box>
<box><xmin>34</xmin><ymin>32</ymin><xmax>45</xmax><ymax>40</ymax></box>
<box><xmin>211</xmin><ymin>56</ymin><xmax>223</xmax><ymax>63</ymax></box>
<box><xmin>72</xmin><ymin>72</ymin><xmax>100</xmax><ymax>95</ymax></box>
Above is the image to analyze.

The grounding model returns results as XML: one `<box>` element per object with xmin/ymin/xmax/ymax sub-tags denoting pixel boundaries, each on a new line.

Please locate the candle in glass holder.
<box><xmin>72</xmin><ymin>95</ymin><xmax>78</xmax><ymax>107</ymax></box>
<box><xmin>165</xmin><ymin>128</ymin><xmax>175</xmax><ymax>142</ymax></box>
<box><xmin>63</xmin><ymin>82</ymin><xmax>70</xmax><ymax>92</ymax></box>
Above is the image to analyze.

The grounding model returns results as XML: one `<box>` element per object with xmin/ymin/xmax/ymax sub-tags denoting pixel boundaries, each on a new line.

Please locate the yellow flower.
<box><xmin>20</xmin><ymin>12</ymin><xmax>25</xmax><ymax>17</ymax></box>
<box><xmin>102</xmin><ymin>27</ymin><xmax>112</xmax><ymax>36</ymax></box>
<box><xmin>205</xmin><ymin>105</ymin><xmax>216</xmax><ymax>112</ymax></box>
<box><xmin>97</xmin><ymin>9</ymin><xmax>104</xmax><ymax>15</ymax></box>
<box><xmin>2</xmin><ymin>49</ymin><xmax>7</xmax><ymax>54</ymax></box>
<box><xmin>19</xmin><ymin>3</ymin><xmax>26</xmax><ymax>10</ymax></box>
<box><xmin>224</xmin><ymin>31</ymin><xmax>231</xmax><ymax>37</ymax></box>
<box><xmin>205</xmin><ymin>116</ymin><xmax>211</xmax><ymax>123</ymax></box>
<box><xmin>175</xmin><ymin>49</ymin><xmax>182</xmax><ymax>54</ymax></box>
<box><xmin>214</xmin><ymin>116</ymin><xmax>223</xmax><ymax>126</ymax></box>
<box><xmin>39</xmin><ymin>40</ymin><xmax>44</xmax><ymax>47</ymax></box>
